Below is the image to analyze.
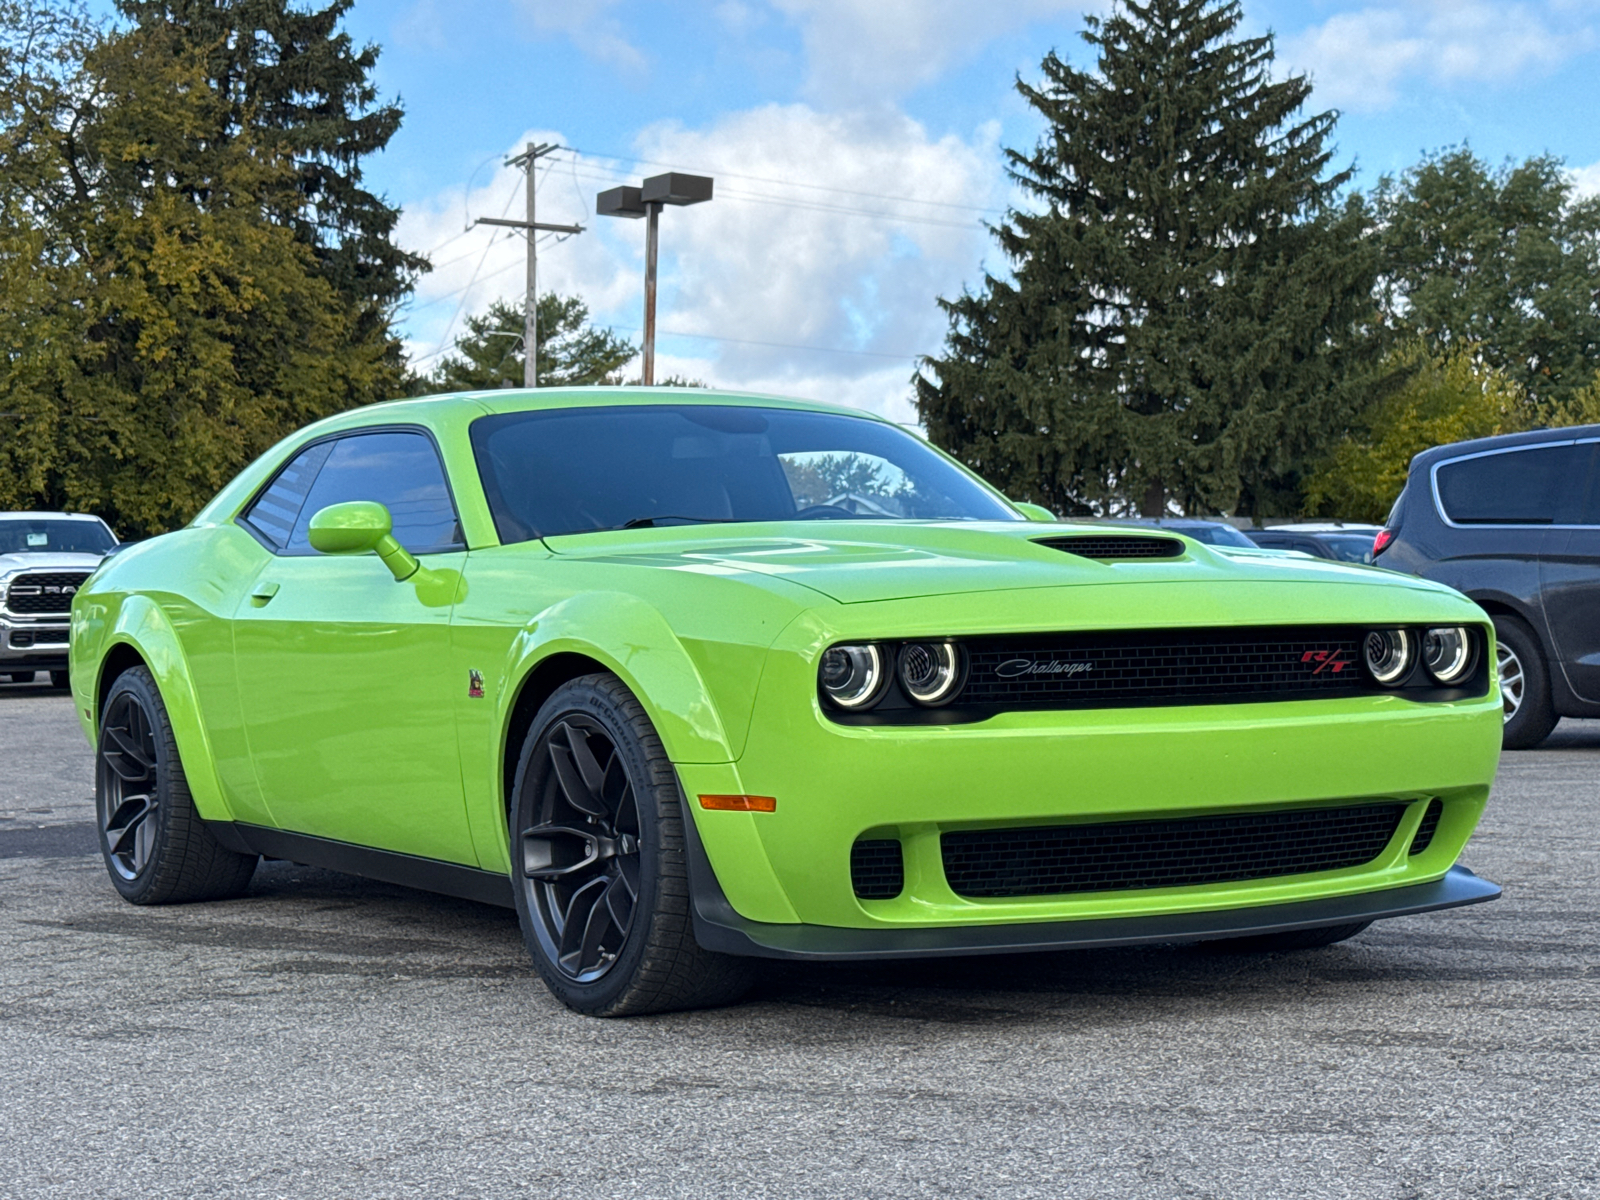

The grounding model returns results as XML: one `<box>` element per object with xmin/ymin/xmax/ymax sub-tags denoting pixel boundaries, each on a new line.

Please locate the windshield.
<box><xmin>469</xmin><ymin>404</ymin><xmax>1021</xmax><ymax>541</ymax></box>
<box><xmin>1318</xmin><ymin>533</ymin><xmax>1377</xmax><ymax>563</ymax></box>
<box><xmin>1168</xmin><ymin>523</ymin><xmax>1256</xmax><ymax>548</ymax></box>
<box><xmin>0</xmin><ymin>518</ymin><xmax>116</xmax><ymax>555</ymax></box>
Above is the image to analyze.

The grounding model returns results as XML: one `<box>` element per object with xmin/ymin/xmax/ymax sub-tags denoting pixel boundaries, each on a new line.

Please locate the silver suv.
<box><xmin>0</xmin><ymin>512</ymin><xmax>119</xmax><ymax>686</ymax></box>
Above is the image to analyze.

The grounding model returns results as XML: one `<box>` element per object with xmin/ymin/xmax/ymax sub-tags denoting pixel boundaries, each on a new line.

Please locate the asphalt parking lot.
<box><xmin>2</xmin><ymin>677</ymin><xmax>1597</xmax><ymax>1199</ymax></box>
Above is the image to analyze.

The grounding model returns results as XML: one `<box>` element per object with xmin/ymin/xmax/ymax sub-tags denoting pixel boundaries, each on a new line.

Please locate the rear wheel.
<box><xmin>96</xmin><ymin>666</ymin><xmax>258</xmax><ymax>904</ymax></box>
<box><xmin>1206</xmin><ymin>921</ymin><xmax>1371</xmax><ymax>953</ymax></box>
<box><xmin>1494</xmin><ymin>613</ymin><xmax>1557</xmax><ymax>750</ymax></box>
<box><xmin>510</xmin><ymin>674</ymin><xmax>754</xmax><ymax>1016</ymax></box>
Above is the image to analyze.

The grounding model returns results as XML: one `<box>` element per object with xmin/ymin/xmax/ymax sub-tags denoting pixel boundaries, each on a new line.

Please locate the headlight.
<box><xmin>819</xmin><ymin>644</ymin><xmax>887</xmax><ymax>709</ymax></box>
<box><xmin>1423</xmin><ymin>626</ymin><xmax>1474</xmax><ymax>684</ymax></box>
<box><xmin>898</xmin><ymin>641</ymin><xmax>964</xmax><ymax>706</ymax></box>
<box><xmin>1363</xmin><ymin>628</ymin><xmax>1413</xmax><ymax>685</ymax></box>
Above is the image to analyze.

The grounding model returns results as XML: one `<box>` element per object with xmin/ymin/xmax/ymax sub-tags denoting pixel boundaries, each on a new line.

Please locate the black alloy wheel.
<box><xmin>510</xmin><ymin>675</ymin><xmax>753</xmax><ymax>1016</ymax></box>
<box><xmin>521</xmin><ymin>715</ymin><xmax>642</xmax><ymax>983</ymax></box>
<box><xmin>95</xmin><ymin>666</ymin><xmax>257</xmax><ymax>904</ymax></box>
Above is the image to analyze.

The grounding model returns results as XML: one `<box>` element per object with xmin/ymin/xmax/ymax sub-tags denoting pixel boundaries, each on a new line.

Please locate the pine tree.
<box><xmin>114</xmin><ymin>0</ymin><xmax>425</xmax><ymax>381</ymax></box>
<box><xmin>425</xmin><ymin>296</ymin><xmax>635</xmax><ymax>392</ymax></box>
<box><xmin>916</xmin><ymin>0</ymin><xmax>1379</xmax><ymax>517</ymax></box>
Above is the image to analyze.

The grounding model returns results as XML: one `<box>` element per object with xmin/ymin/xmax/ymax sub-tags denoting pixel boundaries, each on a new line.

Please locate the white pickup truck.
<box><xmin>0</xmin><ymin>512</ymin><xmax>119</xmax><ymax>687</ymax></box>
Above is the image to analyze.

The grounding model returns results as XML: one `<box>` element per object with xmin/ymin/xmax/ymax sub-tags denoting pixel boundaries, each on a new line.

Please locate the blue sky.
<box><xmin>326</xmin><ymin>0</ymin><xmax>1600</xmax><ymax>419</ymax></box>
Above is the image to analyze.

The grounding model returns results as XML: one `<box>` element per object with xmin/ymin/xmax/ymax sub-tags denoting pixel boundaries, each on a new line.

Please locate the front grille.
<box><xmin>1410</xmin><ymin>798</ymin><xmax>1444</xmax><ymax>855</ymax></box>
<box><xmin>941</xmin><ymin>803</ymin><xmax>1406</xmax><ymax>898</ymax></box>
<box><xmin>4</xmin><ymin>572</ymin><xmax>91</xmax><ymax>616</ymax></box>
<box><xmin>1037</xmin><ymin>535</ymin><xmax>1184</xmax><ymax>560</ymax></box>
<box><xmin>851</xmin><ymin>839</ymin><xmax>905</xmax><ymax>900</ymax></box>
<box><xmin>960</xmin><ymin>625</ymin><xmax>1366</xmax><ymax>710</ymax></box>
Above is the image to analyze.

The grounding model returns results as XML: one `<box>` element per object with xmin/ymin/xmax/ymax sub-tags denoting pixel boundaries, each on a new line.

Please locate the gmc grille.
<box><xmin>941</xmin><ymin>803</ymin><xmax>1407</xmax><ymax>898</ymax></box>
<box><xmin>4</xmin><ymin>572</ymin><xmax>91</xmax><ymax>616</ymax></box>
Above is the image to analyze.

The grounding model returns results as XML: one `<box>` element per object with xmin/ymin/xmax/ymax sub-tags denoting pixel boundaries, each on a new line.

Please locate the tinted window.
<box><xmin>469</xmin><ymin>405</ymin><xmax>1020</xmax><ymax>542</ymax></box>
<box><xmin>1436</xmin><ymin>444</ymin><xmax>1589</xmax><ymax>524</ymax></box>
<box><xmin>1167</xmin><ymin>522</ymin><xmax>1256</xmax><ymax>548</ymax></box>
<box><xmin>1317</xmin><ymin>534</ymin><xmax>1377</xmax><ymax>564</ymax></box>
<box><xmin>0</xmin><ymin>518</ymin><xmax>116</xmax><ymax>555</ymax></box>
<box><xmin>283</xmin><ymin>432</ymin><xmax>462</xmax><ymax>555</ymax></box>
<box><xmin>243</xmin><ymin>441</ymin><xmax>335</xmax><ymax>550</ymax></box>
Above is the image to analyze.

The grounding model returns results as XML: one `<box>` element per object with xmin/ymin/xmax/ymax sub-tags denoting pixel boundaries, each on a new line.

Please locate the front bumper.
<box><xmin>0</xmin><ymin>617</ymin><xmax>70</xmax><ymax>669</ymax></box>
<box><xmin>686</xmin><ymin>778</ymin><xmax>1500</xmax><ymax>958</ymax></box>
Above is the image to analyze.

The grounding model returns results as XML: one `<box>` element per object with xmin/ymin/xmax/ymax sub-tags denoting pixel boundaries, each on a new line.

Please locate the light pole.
<box><xmin>596</xmin><ymin>172</ymin><xmax>713</xmax><ymax>385</ymax></box>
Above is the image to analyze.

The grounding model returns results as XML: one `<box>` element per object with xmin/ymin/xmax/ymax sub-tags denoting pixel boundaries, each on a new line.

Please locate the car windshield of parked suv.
<box><xmin>1164</xmin><ymin>522</ymin><xmax>1257</xmax><ymax>548</ymax></box>
<box><xmin>0</xmin><ymin>518</ymin><xmax>116</xmax><ymax>555</ymax></box>
<box><xmin>1317</xmin><ymin>533</ymin><xmax>1377</xmax><ymax>563</ymax></box>
<box><xmin>470</xmin><ymin>404</ymin><xmax>1022</xmax><ymax>541</ymax></box>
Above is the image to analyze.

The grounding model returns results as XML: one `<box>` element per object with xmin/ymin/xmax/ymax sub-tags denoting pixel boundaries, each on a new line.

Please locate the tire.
<box><xmin>49</xmin><ymin>669</ymin><xmax>69</xmax><ymax>689</ymax></box>
<box><xmin>509</xmin><ymin>674</ymin><xmax>754</xmax><ymax>1016</ymax></box>
<box><xmin>1205</xmin><ymin>921</ymin><xmax>1371</xmax><ymax>953</ymax></box>
<box><xmin>1494</xmin><ymin>613</ymin><xmax>1557</xmax><ymax>750</ymax></box>
<box><xmin>96</xmin><ymin>666</ymin><xmax>258</xmax><ymax>904</ymax></box>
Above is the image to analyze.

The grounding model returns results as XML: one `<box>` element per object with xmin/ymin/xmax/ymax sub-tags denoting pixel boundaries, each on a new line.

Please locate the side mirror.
<box><xmin>1011</xmin><ymin>501</ymin><xmax>1057</xmax><ymax>522</ymax></box>
<box><xmin>307</xmin><ymin>501</ymin><xmax>419</xmax><ymax>581</ymax></box>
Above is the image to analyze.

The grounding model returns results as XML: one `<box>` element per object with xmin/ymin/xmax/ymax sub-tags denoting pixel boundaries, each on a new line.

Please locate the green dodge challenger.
<box><xmin>70</xmin><ymin>389</ymin><xmax>1503</xmax><ymax>1015</ymax></box>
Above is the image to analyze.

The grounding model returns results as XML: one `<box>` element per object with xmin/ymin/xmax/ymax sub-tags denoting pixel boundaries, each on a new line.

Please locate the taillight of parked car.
<box><xmin>1373</xmin><ymin>528</ymin><xmax>1395</xmax><ymax>556</ymax></box>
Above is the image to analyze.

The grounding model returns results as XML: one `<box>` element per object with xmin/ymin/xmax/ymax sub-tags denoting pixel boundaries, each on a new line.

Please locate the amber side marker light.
<box><xmin>699</xmin><ymin>794</ymin><xmax>777</xmax><ymax>813</ymax></box>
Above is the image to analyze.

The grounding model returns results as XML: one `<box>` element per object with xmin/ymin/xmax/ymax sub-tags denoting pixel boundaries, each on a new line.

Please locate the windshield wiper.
<box><xmin>614</xmin><ymin>515</ymin><xmax>737</xmax><ymax>530</ymax></box>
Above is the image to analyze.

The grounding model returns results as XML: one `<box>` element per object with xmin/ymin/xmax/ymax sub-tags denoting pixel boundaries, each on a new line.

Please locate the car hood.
<box><xmin>541</xmin><ymin>521</ymin><xmax>1432</xmax><ymax>605</ymax></box>
<box><xmin>0</xmin><ymin>551</ymin><xmax>106</xmax><ymax>575</ymax></box>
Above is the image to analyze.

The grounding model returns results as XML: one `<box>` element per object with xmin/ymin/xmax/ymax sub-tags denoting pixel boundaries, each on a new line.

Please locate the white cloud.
<box><xmin>1571</xmin><ymin>161</ymin><xmax>1600</xmax><ymax>199</ymax></box>
<box><xmin>767</xmin><ymin>0</ymin><xmax>1092</xmax><ymax>104</ymax></box>
<box><xmin>395</xmin><ymin>107</ymin><xmax>1009</xmax><ymax>423</ymax></box>
<box><xmin>1280</xmin><ymin>1</ymin><xmax>1592</xmax><ymax>113</ymax></box>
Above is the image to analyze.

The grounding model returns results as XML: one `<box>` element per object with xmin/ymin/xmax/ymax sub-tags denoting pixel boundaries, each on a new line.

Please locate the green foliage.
<box><xmin>1368</xmin><ymin>149</ymin><xmax>1600</xmax><ymax>412</ymax></box>
<box><xmin>422</xmin><ymin>295</ymin><xmax>635</xmax><ymax>391</ymax></box>
<box><xmin>1303</xmin><ymin>344</ymin><xmax>1600</xmax><ymax>522</ymax></box>
<box><xmin>916</xmin><ymin>0</ymin><xmax>1381</xmax><ymax>519</ymax></box>
<box><xmin>0</xmin><ymin>1</ymin><xmax>404</xmax><ymax>536</ymax></box>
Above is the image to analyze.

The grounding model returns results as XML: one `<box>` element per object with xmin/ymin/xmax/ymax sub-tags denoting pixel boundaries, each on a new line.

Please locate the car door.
<box><xmin>1538</xmin><ymin>439</ymin><xmax>1600</xmax><ymax>703</ymax></box>
<box><xmin>230</xmin><ymin>428</ymin><xmax>477</xmax><ymax>864</ymax></box>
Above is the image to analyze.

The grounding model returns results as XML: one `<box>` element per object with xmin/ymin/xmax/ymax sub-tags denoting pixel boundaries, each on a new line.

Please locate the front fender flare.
<box><xmin>95</xmin><ymin>597</ymin><xmax>236</xmax><ymax>823</ymax></box>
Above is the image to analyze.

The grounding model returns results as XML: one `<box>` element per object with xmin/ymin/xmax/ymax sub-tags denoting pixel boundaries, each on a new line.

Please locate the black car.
<box><xmin>1247</xmin><ymin>524</ymin><xmax>1380</xmax><ymax>563</ymax></box>
<box><xmin>1375</xmin><ymin>425</ymin><xmax>1600</xmax><ymax>748</ymax></box>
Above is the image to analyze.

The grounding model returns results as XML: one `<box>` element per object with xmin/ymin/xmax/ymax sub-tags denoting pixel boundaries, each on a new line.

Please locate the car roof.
<box><xmin>0</xmin><ymin>511</ymin><xmax>106</xmax><ymax>522</ymax></box>
<box><xmin>1264</xmin><ymin>523</ymin><xmax>1381</xmax><ymax>533</ymax></box>
<box><xmin>1409</xmin><ymin>424</ymin><xmax>1600</xmax><ymax>473</ymax></box>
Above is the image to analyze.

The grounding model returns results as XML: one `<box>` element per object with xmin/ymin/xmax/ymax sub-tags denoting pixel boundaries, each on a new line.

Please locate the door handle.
<box><xmin>250</xmin><ymin>581</ymin><xmax>280</xmax><ymax>606</ymax></box>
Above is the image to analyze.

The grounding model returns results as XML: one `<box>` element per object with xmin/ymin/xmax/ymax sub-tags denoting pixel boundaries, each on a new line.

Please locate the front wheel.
<box><xmin>509</xmin><ymin>674</ymin><xmax>754</xmax><ymax>1016</ymax></box>
<box><xmin>1494</xmin><ymin>613</ymin><xmax>1557</xmax><ymax>750</ymax></box>
<box><xmin>96</xmin><ymin>666</ymin><xmax>258</xmax><ymax>904</ymax></box>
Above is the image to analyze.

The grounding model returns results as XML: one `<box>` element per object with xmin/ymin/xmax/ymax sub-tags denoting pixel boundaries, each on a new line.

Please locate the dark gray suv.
<box><xmin>1375</xmin><ymin>425</ymin><xmax>1600</xmax><ymax>748</ymax></box>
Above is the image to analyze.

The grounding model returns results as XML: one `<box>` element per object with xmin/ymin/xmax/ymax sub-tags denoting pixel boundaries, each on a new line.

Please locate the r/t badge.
<box><xmin>467</xmin><ymin>668</ymin><xmax>486</xmax><ymax>699</ymax></box>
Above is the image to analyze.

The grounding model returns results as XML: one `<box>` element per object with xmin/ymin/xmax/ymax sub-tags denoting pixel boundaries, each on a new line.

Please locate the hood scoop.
<box><xmin>1035</xmin><ymin>535</ymin><xmax>1185</xmax><ymax>560</ymax></box>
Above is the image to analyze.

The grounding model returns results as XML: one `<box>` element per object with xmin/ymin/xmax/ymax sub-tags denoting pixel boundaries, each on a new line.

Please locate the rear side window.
<box><xmin>1434</xmin><ymin>444</ymin><xmax>1589</xmax><ymax>525</ymax></box>
<box><xmin>286</xmin><ymin>431</ymin><xmax>463</xmax><ymax>555</ymax></box>
<box><xmin>243</xmin><ymin>442</ymin><xmax>335</xmax><ymax>550</ymax></box>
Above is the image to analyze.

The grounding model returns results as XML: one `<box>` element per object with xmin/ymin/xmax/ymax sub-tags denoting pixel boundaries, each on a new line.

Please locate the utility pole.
<box><xmin>473</xmin><ymin>143</ymin><xmax>584</xmax><ymax>387</ymax></box>
<box><xmin>596</xmin><ymin>172</ymin><xmax>713</xmax><ymax>385</ymax></box>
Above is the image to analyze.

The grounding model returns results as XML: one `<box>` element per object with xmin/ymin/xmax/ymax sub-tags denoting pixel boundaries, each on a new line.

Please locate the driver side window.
<box><xmin>244</xmin><ymin>430</ymin><xmax>464</xmax><ymax>556</ymax></box>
